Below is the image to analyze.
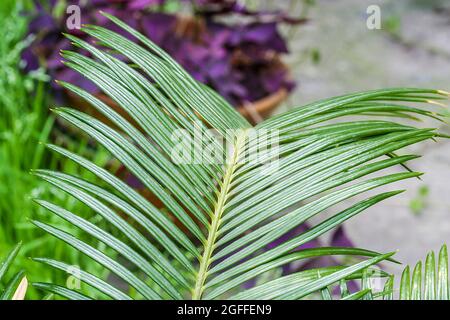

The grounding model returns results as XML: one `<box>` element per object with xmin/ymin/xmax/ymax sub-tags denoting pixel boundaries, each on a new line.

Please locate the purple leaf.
<box><xmin>330</xmin><ymin>226</ymin><xmax>355</xmax><ymax>248</ymax></box>
<box><xmin>57</xmin><ymin>68</ymin><xmax>98</xmax><ymax>93</ymax></box>
<box><xmin>141</xmin><ymin>13</ymin><xmax>177</xmax><ymax>45</ymax></box>
<box><xmin>21</xmin><ymin>49</ymin><xmax>40</xmax><ymax>71</ymax></box>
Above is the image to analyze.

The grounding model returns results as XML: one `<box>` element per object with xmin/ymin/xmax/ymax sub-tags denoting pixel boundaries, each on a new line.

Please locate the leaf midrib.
<box><xmin>192</xmin><ymin>133</ymin><xmax>246</xmax><ymax>299</ymax></box>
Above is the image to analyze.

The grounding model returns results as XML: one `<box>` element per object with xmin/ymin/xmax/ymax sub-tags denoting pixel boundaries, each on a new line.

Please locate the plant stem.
<box><xmin>192</xmin><ymin>133</ymin><xmax>246</xmax><ymax>300</ymax></box>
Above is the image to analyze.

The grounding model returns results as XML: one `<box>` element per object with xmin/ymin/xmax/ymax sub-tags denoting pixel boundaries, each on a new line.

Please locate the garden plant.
<box><xmin>1</xmin><ymin>12</ymin><xmax>445</xmax><ymax>300</ymax></box>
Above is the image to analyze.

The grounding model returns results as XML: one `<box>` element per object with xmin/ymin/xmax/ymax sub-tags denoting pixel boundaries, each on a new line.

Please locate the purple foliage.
<box><xmin>240</xmin><ymin>224</ymin><xmax>358</xmax><ymax>291</ymax></box>
<box><xmin>22</xmin><ymin>0</ymin><xmax>300</xmax><ymax>106</ymax></box>
<box><xmin>264</xmin><ymin>224</ymin><xmax>356</xmax><ymax>274</ymax></box>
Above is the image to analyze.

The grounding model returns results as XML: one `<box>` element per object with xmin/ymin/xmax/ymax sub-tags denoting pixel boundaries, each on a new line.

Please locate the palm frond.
<box><xmin>32</xmin><ymin>13</ymin><xmax>448</xmax><ymax>300</ymax></box>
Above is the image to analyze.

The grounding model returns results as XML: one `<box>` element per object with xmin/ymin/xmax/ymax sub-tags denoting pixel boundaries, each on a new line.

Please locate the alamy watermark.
<box><xmin>170</xmin><ymin>125</ymin><xmax>280</xmax><ymax>174</ymax></box>
<box><xmin>66</xmin><ymin>5</ymin><xmax>81</xmax><ymax>30</ymax></box>
<box><xmin>366</xmin><ymin>5</ymin><xmax>381</xmax><ymax>30</ymax></box>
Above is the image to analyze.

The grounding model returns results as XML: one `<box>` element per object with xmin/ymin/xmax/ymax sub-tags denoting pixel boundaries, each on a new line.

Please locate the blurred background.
<box><xmin>0</xmin><ymin>0</ymin><xmax>449</xmax><ymax>297</ymax></box>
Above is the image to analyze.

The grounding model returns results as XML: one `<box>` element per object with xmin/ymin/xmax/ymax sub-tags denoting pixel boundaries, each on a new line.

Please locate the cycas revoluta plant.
<box><xmin>30</xmin><ymin>12</ymin><xmax>449</xmax><ymax>300</ymax></box>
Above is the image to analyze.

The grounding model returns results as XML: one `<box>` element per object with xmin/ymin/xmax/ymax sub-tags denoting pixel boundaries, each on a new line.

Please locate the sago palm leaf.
<box><xmin>31</xmin><ymin>13</ymin><xmax>448</xmax><ymax>300</ymax></box>
<box><xmin>0</xmin><ymin>242</ymin><xmax>28</xmax><ymax>300</ymax></box>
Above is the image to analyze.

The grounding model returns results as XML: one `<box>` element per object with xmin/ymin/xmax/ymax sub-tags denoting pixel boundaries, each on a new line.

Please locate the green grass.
<box><xmin>0</xmin><ymin>2</ymin><xmax>115</xmax><ymax>298</ymax></box>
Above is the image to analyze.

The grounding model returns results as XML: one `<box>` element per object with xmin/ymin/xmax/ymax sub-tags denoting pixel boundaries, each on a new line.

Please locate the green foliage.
<box><xmin>27</xmin><ymin>13</ymin><xmax>449</xmax><ymax>300</ymax></box>
<box><xmin>383</xmin><ymin>14</ymin><xmax>402</xmax><ymax>39</ymax></box>
<box><xmin>409</xmin><ymin>185</ymin><xmax>429</xmax><ymax>215</ymax></box>
<box><xmin>397</xmin><ymin>244</ymin><xmax>449</xmax><ymax>300</ymax></box>
<box><xmin>0</xmin><ymin>242</ymin><xmax>26</xmax><ymax>300</ymax></box>
<box><xmin>0</xmin><ymin>3</ymin><xmax>114</xmax><ymax>298</ymax></box>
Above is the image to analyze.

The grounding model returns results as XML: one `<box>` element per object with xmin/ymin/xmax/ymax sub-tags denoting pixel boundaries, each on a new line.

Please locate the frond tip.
<box><xmin>396</xmin><ymin>245</ymin><xmax>449</xmax><ymax>300</ymax></box>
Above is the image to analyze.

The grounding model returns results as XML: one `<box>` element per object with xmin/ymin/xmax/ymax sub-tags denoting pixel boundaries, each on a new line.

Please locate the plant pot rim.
<box><xmin>236</xmin><ymin>87</ymin><xmax>288</xmax><ymax>120</ymax></box>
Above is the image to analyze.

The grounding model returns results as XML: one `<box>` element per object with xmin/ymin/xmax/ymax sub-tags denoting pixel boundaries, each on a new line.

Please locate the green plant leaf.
<box><xmin>32</xmin><ymin>13</ymin><xmax>448</xmax><ymax>300</ymax></box>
